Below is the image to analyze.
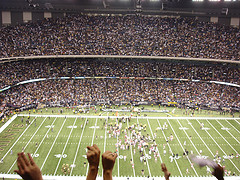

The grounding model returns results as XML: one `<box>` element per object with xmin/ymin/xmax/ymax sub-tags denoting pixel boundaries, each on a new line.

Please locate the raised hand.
<box><xmin>102</xmin><ymin>151</ymin><xmax>118</xmax><ymax>180</ymax></box>
<box><xmin>14</xmin><ymin>152</ymin><xmax>43</xmax><ymax>180</ymax></box>
<box><xmin>161</xmin><ymin>163</ymin><xmax>171</xmax><ymax>180</ymax></box>
<box><xmin>86</xmin><ymin>144</ymin><xmax>101</xmax><ymax>180</ymax></box>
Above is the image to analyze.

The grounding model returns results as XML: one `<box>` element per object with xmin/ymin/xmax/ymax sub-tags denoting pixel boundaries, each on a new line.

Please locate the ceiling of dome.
<box><xmin>0</xmin><ymin>0</ymin><xmax>239</xmax><ymax>16</ymax></box>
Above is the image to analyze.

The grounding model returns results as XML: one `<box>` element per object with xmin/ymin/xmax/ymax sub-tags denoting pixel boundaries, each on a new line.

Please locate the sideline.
<box><xmin>0</xmin><ymin>114</ymin><xmax>17</xmax><ymax>133</ymax></box>
<box><xmin>16</xmin><ymin>114</ymin><xmax>240</xmax><ymax>120</ymax></box>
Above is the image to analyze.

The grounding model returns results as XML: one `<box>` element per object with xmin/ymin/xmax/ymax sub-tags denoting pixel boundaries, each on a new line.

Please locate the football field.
<box><xmin>0</xmin><ymin>114</ymin><xmax>240</xmax><ymax>180</ymax></box>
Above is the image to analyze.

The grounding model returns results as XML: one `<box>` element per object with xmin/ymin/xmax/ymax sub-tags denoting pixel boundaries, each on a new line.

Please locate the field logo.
<box><xmin>54</xmin><ymin>154</ymin><xmax>67</xmax><ymax>158</ymax></box>
<box><xmin>179</xmin><ymin>127</ymin><xmax>188</xmax><ymax>130</ymax></box>
<box><xmin>169</xmin><ymin>156</ymin><xmax>181</xmax><ymax>162</ymax></box>
<box><xmin>89</xmin><ymin>126</ymin><xmax>100</xmax><ymax>129</ymax></box>
<box><xmin>70</xmin><ymin>164</ymin><xmax>76</xmax><ymax>168</ymax></box>
<box><xmin>67</xmin><ymin>126</ymin><xmax>77</xmax><ymax>128</ymax></box>
<box><xmin>45</xmin><ymin>125</ymin><xmax>55</xmax><ymax>128</ymax></box>
<box><xmin>118</xmin><ymin>155</ymin><xmax>123</xmax><ymax>159</ymax></box>
<box><xmin>202</xmin><ymin>127</ymin><xmax>210</xmax><ymax>130</ymax></box>
<box><xmin>31</xmin><ymin>153</ymin><xmax>39</xmax><ymax>158</ymax></box>
<box><xmin>223</xmin><ymin>155</ymin><xmax>234</xmax><ymax>159</ymax></box>
<box><xmin>82</xmin><ymin>155</ymin><xmax>87</xmax><ymax>158</ymax></box>
<box><xmin>145</xmin><ymin>154</ymin><xmax>151</xmax><ymax>159</ymax></box>
<box><xmin>221</xmin><ymin>127</ymin><xmax>230</xmax><ymax>131</ymax></box>
<box><xmin>196</xmin><ymin>155</ymin><xmax>208</xmax><ymax>159</ymax></box>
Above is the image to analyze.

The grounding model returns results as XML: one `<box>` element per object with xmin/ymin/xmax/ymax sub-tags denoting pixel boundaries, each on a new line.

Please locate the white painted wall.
<box><xmin>210</xmin><ymin>17</ymin><xmax>218</xmax><ymax>23</ymax></box>
<box><xmin>23</xmin><ymin>12</ymin><xmax>32</xmax><ymax>22</ymax></box>
<box><xmin>2</xmin><ymin>11</ymin><xmax>11</xmax><ymax>25</ymax></box>
<box><xmin>230</xmin><ymin>17</ymin><xmax>239</xmax><ymax>27</ymax></box>
<box><xmin>44</xmin><ymin>12</ymin><xmax>52</xmax><ymax>19</ymax></box>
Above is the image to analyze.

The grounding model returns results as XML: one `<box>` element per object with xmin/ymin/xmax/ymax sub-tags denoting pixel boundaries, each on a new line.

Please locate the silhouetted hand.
<box><xmin>14</xmin><ymin>152</ymin><xmax>43</xmax><ymax>180</ymax></box>
<box><xmin>161</xmin><ymin>163</ymin><xmax>171</xmax><ymax>180</ymax></box>
<box><xmin>212</xmin><ymin>164</ymin><xmax>224</xmax><ymax>180</ymax></box>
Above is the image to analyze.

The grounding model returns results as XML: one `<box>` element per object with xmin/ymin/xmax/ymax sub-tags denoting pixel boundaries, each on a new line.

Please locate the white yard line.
<box><xmin>186</xmin><ymin>119</ymin><xmax>215</xmax><ymax>157</ymax></box>
<box><xmin>85</xmin><ymin>118</ymin><xmax>98</xmax><ymax>176</ymax></box>
<box><xmin>116</xmin><ymin>119</ymin><xmax>120</xmax><ymax>177</ymax></box>
<box><xmin>176</xmin><ymin>119</ymin><xmax>200</xmax><ymax>155</ymax></box>
<box><xmin>32</xmin><ymin>117</ymin><xmax>57</xmax><ymax>154</ymax></box>
<box><xmin>7</xmin><ymin>117</ymin><xmax>47</xmax><ymax>173</ymax></box>
<box><xmin>136</xmin><ymin>117</ymin><xmax>152</xmax><ymax>177</ymax></box>
<box><xmin>54</xmin><ymin>117</ymin><xmax>78</xmax><ymax>175</ymax></box>
<box><xmin>225</xmin><ymin>119</ymin><xmax>240</xmax><ymax>134</ymax></box>
<box><xmin>147</xmin><ymin>118</ymin><xmax>163</xmax><ymax>163</ymax></box>
<box><xmin>167</xmin><ymin>119</ymin><xmax>199</xmax><ymax>177</ymax></box>
<box><xmin>234</xmin><ymin>119</ymin><xmax>240</xmax><ymax>126</ymax></box>
<box><xmin>195</xmin><ymin>119</ymin><xmax>240</xmax><ymax>173</ymax></box>
<box><xmin>2</xmin><ymin>116</ymin><xmax>33</xmax><ymax>161</ymax></box>
<box><xmin>70</xmin><ymin>117</ymin><xmax>87</xmax><ymax>176</ymax></box>
<box><xmin>102</xmin><ymin>118</ymin><xmax>108</xmax><ymax>177</ymax></box>
<box><xmin>40</xmin><ymin>117</ymin><xmax>67</xmax><ymax>170</ymax></box>
<box><xmin>207</xmin><ymin>120</ymin><xmax>239</xmax><ymax>154</ymax></box>
<box><xmin>216</xmin><ymin>120</ymin><xmax>240</xmax><ymax>144</ymax></box>
<box><xmin>157</xmin><ymin>119</ymin><xmax>183</xmax><ymax>177</ymax></box>
<box><xmin>126</xmin><ymin>117</ymin><xmax>136</xmax><ymax>177</ymax></box>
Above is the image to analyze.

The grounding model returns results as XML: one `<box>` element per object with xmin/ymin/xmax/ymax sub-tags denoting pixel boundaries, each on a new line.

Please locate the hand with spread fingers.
<box><xmin>102</xmin><ymin>151</ymin><xmax>118</xmax><ymax>180</ymax></box>
<box><xmin>14</xmin><ymin>152</ymin><xmax>43</xmax><ymax>180</ymax></box>
<box><xmin>86</xmin><ymin>144</ymin><xmax>101</xmax><ymax>180</ymax></box>
<box><xmin>161</xmin><ymin>163</ymin><xmax>171</xmax><ymax>180</ymax></box>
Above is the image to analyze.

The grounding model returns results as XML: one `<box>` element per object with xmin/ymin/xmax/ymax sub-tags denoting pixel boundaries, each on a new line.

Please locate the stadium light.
<box><xmin>192</xmin><ymin>0</ymin><xmax>204</xmax><ymax>1</ymax></box>
<box><xmin>209</xmin><ymin>0</ymin><xmax>220</xmax><ymax>1</ymax></box>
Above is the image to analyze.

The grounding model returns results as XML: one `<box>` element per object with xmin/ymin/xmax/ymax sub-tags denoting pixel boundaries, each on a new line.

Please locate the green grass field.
<box><xmin>0</xmin><ymin>106</ymin><xmax>240</xmax><ymax>179</ymax></box>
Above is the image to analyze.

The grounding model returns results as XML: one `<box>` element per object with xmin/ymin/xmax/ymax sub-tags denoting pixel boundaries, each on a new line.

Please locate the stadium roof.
<box><xmin>0</xmin><ymin>0</ymin><xmax>240</xmax><ymax>16</ymax></box>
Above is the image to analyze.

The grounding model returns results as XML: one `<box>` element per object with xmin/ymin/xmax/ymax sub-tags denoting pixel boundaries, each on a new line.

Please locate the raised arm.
<box><xmin>86</xmin><ymin>144</ymin><xmax>101</xmax><ymax>180</ymax></box>
<box><xmin>14</xmin><ymin>152</ymin><xmax>43</xmax><ymax>180</ymax></box>
<box><xmin>102</xmin><ymin>151</ymin><xmax>118</xmax><ymax>180</ymax></box>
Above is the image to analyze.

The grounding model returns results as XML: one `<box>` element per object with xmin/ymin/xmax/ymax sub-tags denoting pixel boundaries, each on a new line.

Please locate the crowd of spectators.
<box><xmin>1</xmin><ymin>78</ymin><xmax>239</xmax><ymax>109</ymax></box>
<box><xmin>0</xmin><ymin>59</ymin><xmax>239</xmax><ymax>89</ymax></box>
<box><xmin>0</xmin><ymin>58</ymin><xmax>239</xmax><ymax>121</ymax></box>
<box><xmin>0</xmin><ymin>15</ymin><xmax>239</xmax><ymax>60</ymax></box>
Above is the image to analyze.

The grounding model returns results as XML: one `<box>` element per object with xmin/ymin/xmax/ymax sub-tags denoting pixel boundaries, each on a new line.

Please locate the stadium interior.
<box><xmin>0</xmin><ymin>0</ymin><xmax>240</xmax><ymax>180</ymax></box>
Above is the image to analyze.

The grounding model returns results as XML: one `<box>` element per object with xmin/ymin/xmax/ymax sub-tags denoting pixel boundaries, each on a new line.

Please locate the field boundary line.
<box><xmin>54</xmin><ymin>117</ymin><xmax>78</xmax><ymax>175</ymax></box>
<box><xmin>17</xmin><ymin>114</ymin><xmax>240</xmax><ymax>120</ymax></box>
<box><xmin>167</xmin><ymin>119</ymin><xmax>199</xmax><ymax>177</ymax></box>
<box><xmin>86</xmin><ymin>118</ymin><xmax>98</xmax><ymax>176</ymax></box>
<box><xmin>70</xmin><ymin>117</ymin><xmax>88</xmax><ymax>175</ymax></box>
<box><xmin>40</xmin><ymin>117</ymin><xmax>67</xmax><ymax>170</ymax></box>
<box><xmin>7</xmin><ymin>117</ymin><xmax>47</xmax><ymax>173</ymax></box>
<box><xmin>157</xmin><ymin>119</ymin><xmax>183</xmax><ymax>177</ymax></box>
<box><xmin>0</xmin><ymin>114</ymin><xmax>17</xmax><ymax>133</ymax></box>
